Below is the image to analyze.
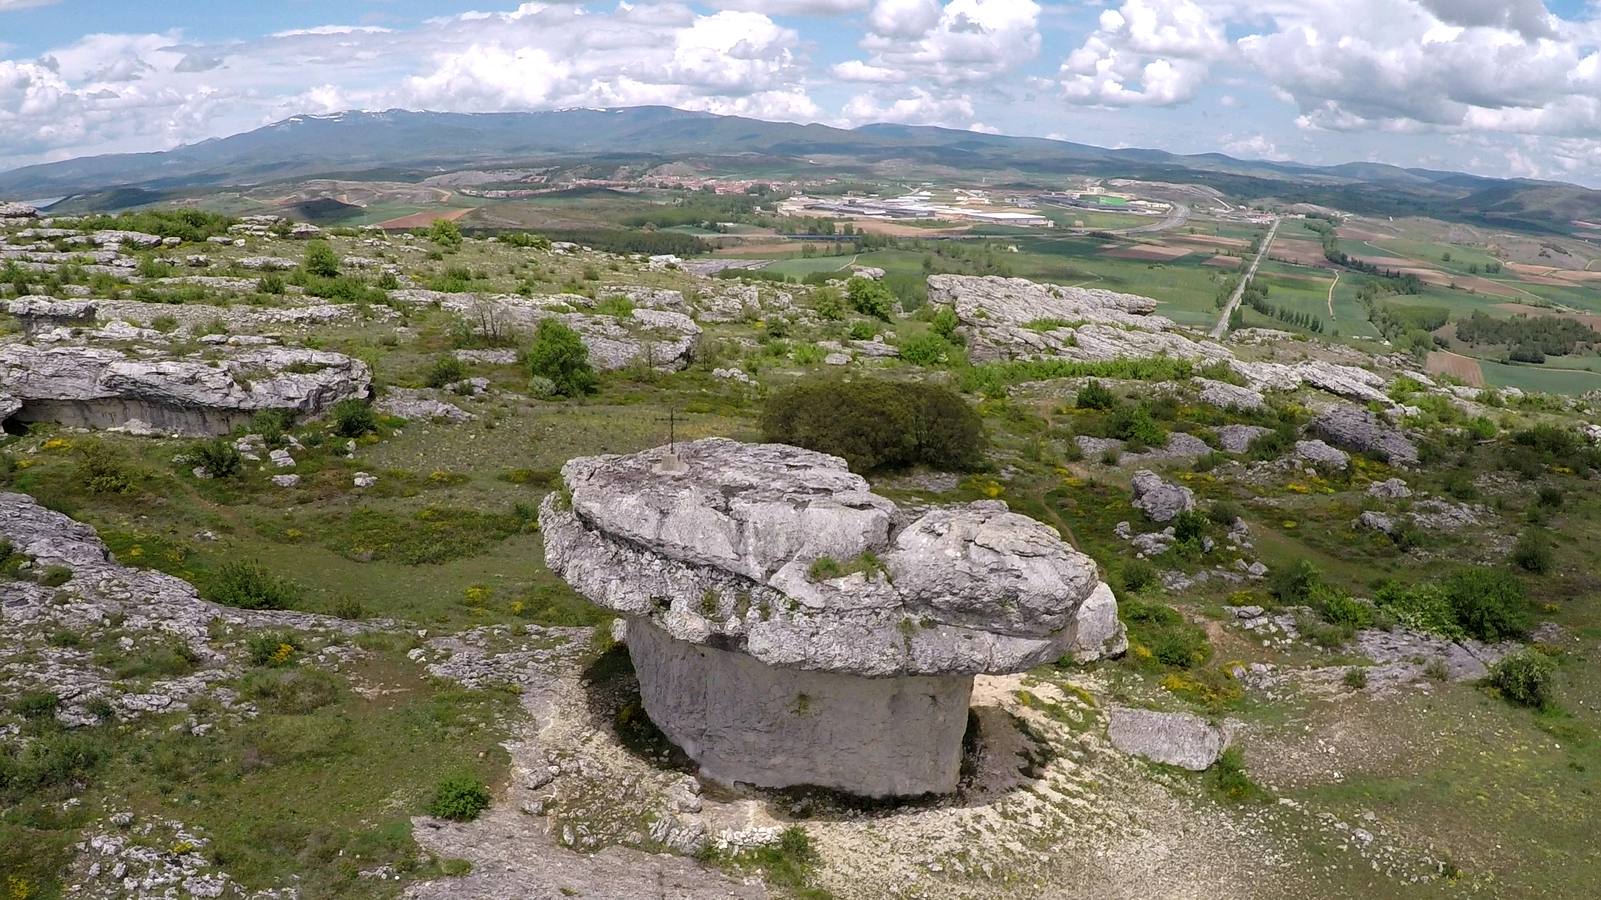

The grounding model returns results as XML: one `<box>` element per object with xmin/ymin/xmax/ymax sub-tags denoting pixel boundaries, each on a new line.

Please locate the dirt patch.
<box><xmin>1268</xmin><ymin>239</ymin><xmax>1332</xmax><ymax>267</ymax></box>
<box><xmin>1169</xmin><ymin>233</ymin><xmax>1250</xmax><ymax>250</ymax></box>
<box><xmin>376</xmin><ymin>207</ymin><xmax>472</xmax><ymax>230</ymax></box>
<box><xmin>1203</xmin><ymin>255</ymin><xmax>1242</xmax><ymax>269</ymax></box>
<box><xmin>1102</xmin><ymin>244</ymin><xmax>1192</xmax><ymax>261</ymax></box>
<box><xmin>1425</xmin><ymin>351</ymin><xmax>1486</xmax><ymax>387</ymax></box>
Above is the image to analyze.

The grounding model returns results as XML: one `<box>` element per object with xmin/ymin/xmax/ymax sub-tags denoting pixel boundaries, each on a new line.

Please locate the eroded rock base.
<box><xmin>627</xmin><ymin>616</ymin><xmax>974</xmax><ymax>797</ymax></box>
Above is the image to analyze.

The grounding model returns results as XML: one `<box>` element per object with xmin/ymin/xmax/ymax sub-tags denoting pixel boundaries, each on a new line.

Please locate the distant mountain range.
<box><xmin>2</xmin><ymin>106</ymin><xmax>1597</xmax><ymax>234</ymax></box>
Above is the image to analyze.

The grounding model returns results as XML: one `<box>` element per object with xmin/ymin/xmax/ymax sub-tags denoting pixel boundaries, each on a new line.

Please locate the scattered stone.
<box><xmin>354</xmin><ymin>472</ymin><xmax>378</xmax><ymax>489</ymax></box>
<box><xmin>1129</xmin><ymin>470</ymin><xmax>1195</xmax><ymax>523</ymax></box>
<box><xmin>1367</xmin><ymin>478</ymin><xmax>1412</xmax><ymax>499</ymax></box>
<box><xmin>1107</xmin><ymin>706</ymin><xmax>1236</xmax><ymax>771</ymax></box>
<box><xmin>271</xmin><ymin>474</ymin><xmax>301</xmax><ymax>488</ymax></box>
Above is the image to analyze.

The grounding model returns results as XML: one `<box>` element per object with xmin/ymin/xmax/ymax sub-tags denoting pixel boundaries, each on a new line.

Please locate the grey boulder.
<box><xmin>1107</xmin><ymin>706</ymin><xmax>1237</xmax><ymax>771</ymax></box>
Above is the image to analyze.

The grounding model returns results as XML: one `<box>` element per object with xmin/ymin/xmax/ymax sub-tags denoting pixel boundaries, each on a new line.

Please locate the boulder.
<box><xmin>375</xmin><ymin>388</ymin><xmax>473</xmax><ymax>423</ymax></box>
<box><xmin>541</xmin><ymin>438</ymin><xmax>1120</xmax><ymax>796</ymax></box>
<box><xmin>8</xmin><ymin>296</ymin><xmax>97</xmax><ymax>333</ymax></box>
<box><xmin>1216</xmin><ymin>424</ymin><xmax>1271</xmax><ymax>454</ymax></box>
<box><xmin>0</xmin><ymin>344</ymin><xmax>371</xmax><ymax>436</ymax></box>
<box><xmin>1367</xmin><ymin>478</ymin><xmax>1412</xmax><ymax>499</ymax></box>
<box><xmin>1194</xmin><ymin>377</ymin><xmax>1265</xmax><ymax>412</ymax></box>
<box><xmin>1310</xmin><ymin>404</ymin><xmax>1419</xmax><ymax>465</ymax></box>
<box><xmin>1357</xmin><ymin>511</ymin><xmax>1396</xmax><ymax>535</ymax></box>
<box><xmin>1294</xmin><ymin>439</ymin><xmax>1349</xmax><ymax>470</ymax></box>
<box><xmin>1107</xmin><ymin>706</ymin><xmax>1236</xmax><ymax>771</ymax></box>
<box><xmin>1129</xmin><ymin>470</ymin><xmax>1195</xmax><ymax>523</ymax></box>
<box><xmin>0</xmin><ymin>202</ymin><xmax>40</xmax><ymax>219</ymax></box>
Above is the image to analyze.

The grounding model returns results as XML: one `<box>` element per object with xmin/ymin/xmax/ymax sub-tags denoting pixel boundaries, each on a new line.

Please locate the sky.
<box><xmin>3</xmin><ymin>0</ymin><xmax>1601</xmax><ymax>185</ymax></box>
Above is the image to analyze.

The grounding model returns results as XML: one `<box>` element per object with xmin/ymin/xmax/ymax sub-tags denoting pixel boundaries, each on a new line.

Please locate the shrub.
<box><xmin>897</xmin><ymin>332</ymin><xmax>957</xmax><ymax>367</ymax></box>
<box><xmin>204</xmin><ymin>560</ymin><xmax>301</xmax><ymax>611</ymax></box>
<box><xmin>1121</xmin><ymin>596</ymin><xmax>1211</xmax><ymax>669</ymax></box>
<box><xmin>186</xmin><ymin>438</ymin><xmax>242</xmax><ymax>478</ymax></box>
<box><xmin>257</xmin><ymin>273</ymin><xmax>286</xmax><ymax>295</ymax></box>
<box><xmin>330</xmin><ymin>399</ymin><xmax>377</xmax><ymax>438</ymax></box>
<box><xmin>930</xmin><ymin>305</ymin><xmax>958</xmax><ymax>339</ymax></box>
<box><xmin>303</xmin><ymin>240</ymin><xmax>341</xmax><ymax>278</ymax></box>
<box><xmin>1489</xmin><ymin>651</ymin><xmax>1555</xmax><ymax>709</ymax></box>
<box><xmin>424</xmin><ymin>355</ymin><xmax>467</xmax><ymax>389</ymax></box>
<box><xmin>812</xmin><ymin>285</ymin><xmax>844</xmax><ymax>320</ymax></box>
<box><xmin>760</xmin><ymin>378</ymin><xmax>986</xmax><ymax>472</ymax></box>
<box><xmin>428</xmin><ymin>219</ymin><xmax>464</xmax><ymax>249</ymax></box>
<box><xmin>1444</xmin><ymin>568</ymin><xmax>1531</xmax><ymax>642</ymax></box>
<box><xmin>428</xmin><ymin>775</ymin><xmax>491</xmax><ymax>821</ymax></box>
<box><xmin>11</xmin><ymin>690</ymin><xmax>59</xmax><ymax>718</ymax></box>
<box><xmin>1171</xmin><ymin>510</ymin><xmax>1207</xmax><ymax>544</ymax></box>
<box><xmin>845</xmin><ymin>276</ymin><xmax>895</xmax><ymax>321</ymax></box>
<box><xmin>525</xmin><ymin>320</ymin><xmax>597</xmax><ymax>397</ymax></box>
<box><xmin>1106</xmin><ymin>402</ymin><xmax>1166</xmax><ymax>448</ymax></box>
<box><xmin>38</xmin><ymin>566</ymin><xmax>73</xmax><ymax>587</ymax></box>
<box><xmin>1118</xmin><ymin>559</ymin><xmax>1158</xmax><ymax>593</ymax></box>
<box><xmin>1268</xmin><ymin>559</ymin><xmax>1321</xmax><ymax>606</ymax></box>
<box><xmin>73</xmin><ymin>441</ymin><xmax>141</xmax><ymax>495</ymax></box>
<box><xmin>1313</xmin><ymin>587</ymin><xmax>1374</xmax><ymax>630</ymax></box>
<box><xmin>249</xmin><ymin>409</ymin><xmax>295</xmax><ymax>446</ymax></box>
<box><xmin>1076</xmin><ymin>379</ymin><xmax>1116</xmax><ymax>410</ymax></box>
<box><xmin>1343</xmin><ymin>667</ymin><xmax>1369</xmax><ymax>689</ymax></box>
<box><xmin>1511</xmin><ymin>529</ymin><xmax>1554</xmax><ymax>574</ymax></box>
<box><xmin>1206</xmin><ymin>747</ymin><xmax>1267</xmax><ymax>804</ymax></box>
<box><xmin>246</xmin><ymin>631</ymin><xmax>302</xmax><ymax>667</ymax></box>
<box><xmin>240</xmin><ymin>667</ymin><xmax>340</xmax><ymax>714</ymax></box>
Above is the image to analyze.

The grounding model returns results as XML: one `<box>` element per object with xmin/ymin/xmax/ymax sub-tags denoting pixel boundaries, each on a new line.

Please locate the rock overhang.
<box><xmin>542</xmin><ymin>437</ymin><xmax>1116</xmax><ymax>678</ymax></box>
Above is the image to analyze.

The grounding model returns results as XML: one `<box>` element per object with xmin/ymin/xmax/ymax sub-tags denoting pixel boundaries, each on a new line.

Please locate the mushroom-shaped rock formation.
<box><xmin>540</xmin><ymin>438</ymin><xmax>1124</xmax><ymax>797</ymax></box>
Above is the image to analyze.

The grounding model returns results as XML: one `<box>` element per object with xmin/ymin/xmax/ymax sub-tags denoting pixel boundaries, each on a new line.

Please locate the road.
<box><xmin>1209</xmin><ymin>216</ymin><xmax>1281</xmax><ymax>340</ymax></box>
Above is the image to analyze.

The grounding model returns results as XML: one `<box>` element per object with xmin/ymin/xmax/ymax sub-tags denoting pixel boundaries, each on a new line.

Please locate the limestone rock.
<box><xmin>0</xmin><ymin>202</ymin><xmax>40</xmax><ymax>219</ymax></box>
<box><xmin>1107</xmin><ymin>706</ymin><xmax>1236</xmax><ymax>771</ymax></box>
<box><xmin>1195</xmin><ymin>377</ymin><xmax>1265</xmax><ymax>412</ymax></box>
<box><xmin>1357</xmin><ymin>511</ymin><xmax>1395</xmax><ymax>534</ymax></box>
<box><xmin>1311</xmin><ymin>404</ymin><xmax>1419</xmax><ymax>465</ymax></box>
<box><xmin>1130</xmin><ymin>470</ymin><xmax>1194</xmax><ymax>523</ymax></box>
<box><xmin>1294</xmin><ymin>439</ymin><xmax>1349</xmax><ymax>470</ymax></box>
<box><xmin>0</xmin><ymin>344</ymin><xmax>371</xmax><ymax>436</ymax></box>
<box><xmin>1367</xmin><ymin>478</ymin><xmax>1412</xmax><ymax>499</ymax></box>
<box><xmin>375</xmin><ymin>388</ymin><xmax>473</xmax><ymax>423</ymax></box>
<box><xmin>540</xmin><ymin>438</ymin><xmax>1123</xmax><ymax>796</ymax></box>
<box><xmin>1217</xmin><ymin>424</ymin><xmax>1271</xmax><ymax>453</ymax></box>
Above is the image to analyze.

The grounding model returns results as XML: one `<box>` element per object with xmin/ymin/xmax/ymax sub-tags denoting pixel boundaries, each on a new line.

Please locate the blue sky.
<box><xmin>3</xmin><ymin>0</ymin><xmax>1601</xmax><ymax>185</ymax></box>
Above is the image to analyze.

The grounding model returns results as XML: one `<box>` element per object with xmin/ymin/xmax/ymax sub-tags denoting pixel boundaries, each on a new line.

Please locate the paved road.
<box><xmin>1209</xmin><ymin>216</ymin><xmax>1281</xmax><ymax>340</ymax></box>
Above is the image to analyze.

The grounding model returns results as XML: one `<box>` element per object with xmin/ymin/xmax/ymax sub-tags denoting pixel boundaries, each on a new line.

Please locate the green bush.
<box><xmin>428</xmin><ymin>219</ymin><xmax>464</xmax><ymax>249</ymax></box>
<box><xmin>204</xmin><ymin>560</ymin><xmax>301</xmax><ymax>611</ymax></box>
<box><xmin>760</xmin><ymin>378</ymin><xmax>986</xmax><ymax>472</ymax></box>
<box><xmin>1444</xmin><ymin>569</ymin><xmax>1532</xmax><ymax>642</ymax></box>
<box><xmin>424</xmin><ymin>355</ymin><xmax>468</xmax><ymax>389</ymax></box>
<box><xmin>1121</xmin><ymin>596</ymin><xmax>1211</xmax><ymax>669</ymax></box>
<box><xmin>1268</xmin><ymin>559</ymin><xmax>1322</xmax><ymax>606</ymax></box>
<box><xmin>1118</xmin><ymin>558</ymin><xmax>1158</xmax><ymax>593</ymax></box>
<box><xmin>73</xmin><ymin>441</ymin><xmax>142</xmax><ymax>495</ymax></box>
<box><xmin>1343</xmin><ymin>667</ymin><xmax>1369</xmax><ymax>689</ymax></box>
<box><xmin>1076</xmin><ymin>379</ymin><xmax>1116</xmax><ymax>410</ymax></box>
<box><xmin>11</xmin><ymin>690</ymin><xmax>60</xmax><ymax>718</ymax></box>
<box><xmin>1106</xmin><ymin>402</ymin><xmax>1166</xmax><ymax>448</ymax></box>
<box><xmin>846</xmin><ymin>276</ymin><xmax>895</xmax><ymax>321</ymax></box>
<box><xmin>1489</xmin><ymin>651</ymin><xmax>1555</xmax><ymax>709</ymax></box>
<box><xmin>186</xmin><ymin>438</ymin><xmax>243</xmax><ymax>478</ymax></box>
<box><xmin>930</xmin><ymin>305</ymin><xmax>958</xmax><ymax>339</ymax></box>
<box><xmin>427</xmin><ymin>774</ymin><xmax>491</xmax><ymax>821</ymax></box>
<box><xmin>303</xmin><ymin>240</ymin><xmax>341</xmax><ymax>278</ymax></box>
<box><xmin>1171</xmin><ymin>510</ymin><xmax>1207</xmax><ymax>544</ymax></box>
<box><xmin>1511</xmin><ymin>529</ymin><xmax>1554</xmax><ymax>574</ymax></box>
<box><xmin>38</xmin><ymin>566</ymin><xmax>73</xmax><ymax>587</ymax></box>
<box><xmin>330</xmin><ymin>399</ymin><xmax>377</xmax><ymax>438</ymax></box>
<box><xmin>898</xmin><ymin>332</ymin><xmax>959</xmax><ymax>367</ymax></box>
<box><xmin>525</xmin><ymin>320</ymin><xmax>597</xmax><ymax>397</ymax></box>
<box><xmin>246</xmin><ymin>631</ymin><xmax>303</xmax><ymax>667</ymax></box>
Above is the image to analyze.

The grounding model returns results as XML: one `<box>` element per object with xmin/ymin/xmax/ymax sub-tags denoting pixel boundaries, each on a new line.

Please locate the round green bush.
<box><xmin>526</xmin><ymin>319</ymin><xmax>596</xmax><ymax>397</ymax></box>
<box><xmin>428</xmin><ymin>775</ymin><xmax>491</xmax><ymax>821</ymax></box>
<box><xmin>1489</xmin><ymin>650</ymin><xmax>1555</xmax><ymax>709</ymax></box>
<box><xmin>760</xmin><ymin>377</ymin><xmax>985</xmax><ymax>473</ymax></box>
<box><xmin>331</xmin><ymin>399</ymin><xmax>377</xmax><ymax>438</ymax></box>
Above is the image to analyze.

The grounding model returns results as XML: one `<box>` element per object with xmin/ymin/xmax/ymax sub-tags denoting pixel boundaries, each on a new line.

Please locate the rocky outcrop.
<box><xmin>1130</xmin><ymin>470</ymin><xmax>1194</xmax><ymax>523</ymax></box>
<box><xmin>1232</xmin><ymin>360</ymin><xmax>1390</xmax><ymax>405</ymax></box>
<box><xmin>540</xmin><ymin>438</ymin><xmax>1122</xmax><ymax>796</ymax></box>
<box><xmin>0</xmin><ymin>344</ymin><xmax>371</xmax><ymax>435</ymax></box>
<box><xmin>1195</xmin><ymin>377</ymin><xmax>1265</xmax><ymax>412</ymax></box>
<box><xmin>1294</xmin><ymin>439</ymin><xmax>1350</xmax><ymax>470</ymax></box>
<box><xmin>8</xmin><ymin>296</ymin><xmax>97</xmax><ymax>333</ymax></box>
<box><xmin>376</xmin><ymin>388</ymin><xmax>473</xmax><ymax>423</ymax></box>
<box><xmin>931</xmin><ymin>274</ymin><xmax>1232</xmax><ymax>365</ymax></box>
<box><xmin>390</xmin><ymin>290</ymin><xmax>700</xmax><ymax>371</ymax></box>
<box><xmin>1107</xmin><ymin>706</ymin><xmax>1236</xmax><ymax>770</ymax></box>
<box><xmin>1217</xmin><ymin>424</ymin><xmax>1271</xmax><ymax>453</ymax></box>
<box><xmin>0</xmin><ymin>201</ymin><xmax>39</xmax><ymax>219</ymax></box>
<box><xmin>1367</xmin><ymin>478</ymin><xmax>1412</xmax><ymax>499</ymax></box>
<box><xmin>1310</xmin><ymin>404</ymin><xmax>1419</xmax><ymax>465</ymax></box>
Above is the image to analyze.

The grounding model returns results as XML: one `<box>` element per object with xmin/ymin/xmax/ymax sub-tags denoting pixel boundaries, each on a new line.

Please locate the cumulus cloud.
<box><xmin>843</xmin><ymin>0</ymin><xmax>1042</xmax><ymax>85</ymax></box>
<box><xmin>840</xmin><ymin>86</ymin><xmax>979</xmax><ymax>128</ymax></box>
<box><xmin>1059</xmin><ymin>0</ymin><xmax>1227</xmax><ymax>107</ymax></box>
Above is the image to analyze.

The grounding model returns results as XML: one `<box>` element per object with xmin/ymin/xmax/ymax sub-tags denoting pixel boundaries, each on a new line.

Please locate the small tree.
<box><xmin>1076</xmin><ymin>379</ymin><xmax>1116</xmax><ymax>410</ymax></box>
<box><xmin>331</xmin><ymin>399</ymin><xmax>377</xmax><ymax>437</ymax></box>
<box><xmin>845</xmin><ymin>276</ymin><xmax>894</xmax><ymax>321</ymax></box>
<box><xmin>429</xmin><ymin>218</ymin><xmax>464</xmax><ymax>249</ymax></box>
<box><xmin>526</xmin><ymin>320</ymin><xmax>596</xmax><ymax>397</ymax></box>
<box><xmin>303</xmin><ymin>240</ymin><xmax>340</xmax><ymax>278</ymax></box>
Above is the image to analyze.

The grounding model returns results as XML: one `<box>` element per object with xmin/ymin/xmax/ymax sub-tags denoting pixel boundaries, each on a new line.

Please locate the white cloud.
<box><xmin>1221</xmin><ymin>132</ymin><xmax>1289</xmax><ymax>160</ymax></box>
<box><xmin>700</xmin><ymin>0</ymin><xmax>869</xmax><ymax>13</ymax></box>
<box><xmin>843</xmin><ymin>0</ymin><xmax>1042</xmax><ymax>85</ymax></box>
<box><xmin>1059</xmin><ymin>0</ymin><xmax>1227</xmax><ymax>107</ymax></box>
<box><xmin>840</xmin><ymin>86</ymin><xmax>976</xmax><ymax>127</ymax></box>
<box><xmin>0</xmin><ymin>0</ymin><xmax>60</xmax><ymax>9</ymax></box>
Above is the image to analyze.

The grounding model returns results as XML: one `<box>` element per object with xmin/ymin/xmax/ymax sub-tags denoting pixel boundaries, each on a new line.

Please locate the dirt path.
<box><xmin>1326</xmin><ymin>271</ymin><xmax>1340</xmax><ymax>320</ymax></box>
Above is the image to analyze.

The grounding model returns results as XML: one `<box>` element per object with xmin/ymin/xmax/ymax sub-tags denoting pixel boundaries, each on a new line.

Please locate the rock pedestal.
<box><xmin>627</xmin><ymin>616</ymin><xmax>974</xmax><ymax>796</ymax></box>
<box><xmin>541</xmin><ymin>438</ymin><xmax>1125</xmax><ymax>797</ymax></box>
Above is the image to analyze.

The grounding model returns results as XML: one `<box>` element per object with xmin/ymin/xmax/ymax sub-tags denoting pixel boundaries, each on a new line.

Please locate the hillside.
<box><xmin>3</xmin><ymin>107</ymin><xmax>1599</xmax><ymax>233</ymax></box>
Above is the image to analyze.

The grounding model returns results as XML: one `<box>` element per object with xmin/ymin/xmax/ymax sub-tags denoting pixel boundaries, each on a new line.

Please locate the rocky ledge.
<box><xmin>0</xmin><ymin>343</ymin><xmax>371</xmax><ymax>435</ymax></box>
<box><xmin>541</xmin><ymin>437</ymin><xmax>1124</xmax><ymax>677</ymax></box>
